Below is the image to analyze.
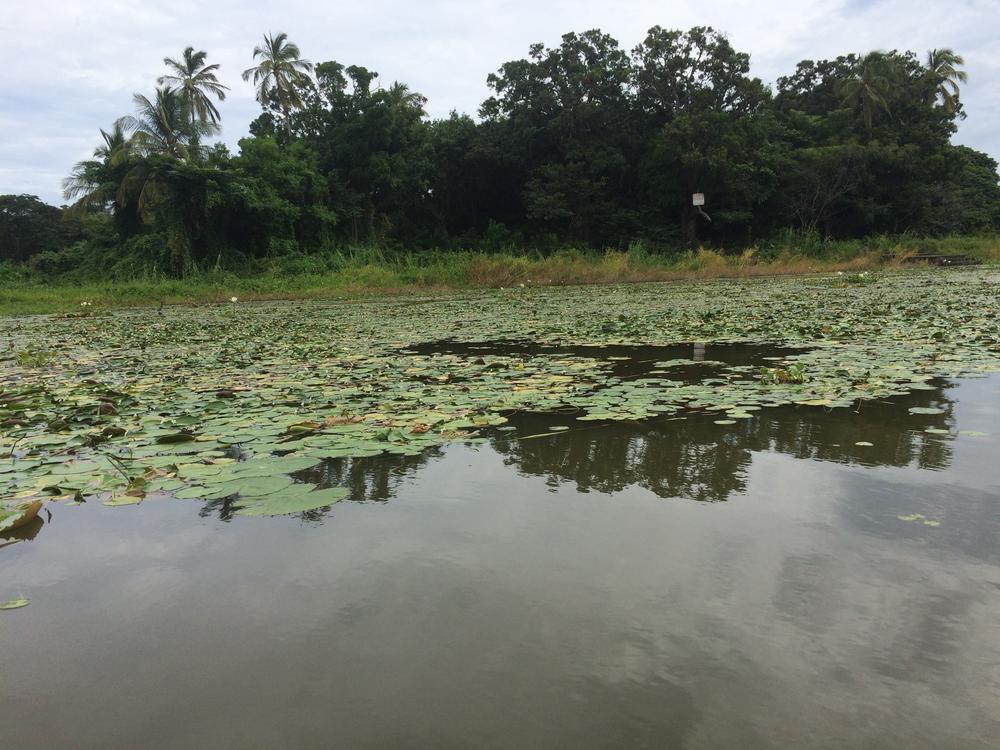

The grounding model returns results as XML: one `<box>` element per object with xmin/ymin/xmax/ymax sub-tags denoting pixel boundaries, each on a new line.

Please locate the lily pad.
<box><xmin>0</xmin><ymin>499</ymin><xmax>43</xmax><ymax>532</ymax></box>
<box><xmin>234</xmin><ymin>486</ymin><xmax>350</xmax><ymax>516</ymax></box>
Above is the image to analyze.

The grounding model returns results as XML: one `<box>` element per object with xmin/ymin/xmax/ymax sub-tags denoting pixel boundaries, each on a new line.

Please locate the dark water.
<box><xmin>404</xmin><ymin>339</ymin><xmax>810</xmax><ymax>381</ymax></box>
<box><xmin>3</xmin><ymin>375</ymin><xmax>1000</xmax><ymax>749</ymax></box>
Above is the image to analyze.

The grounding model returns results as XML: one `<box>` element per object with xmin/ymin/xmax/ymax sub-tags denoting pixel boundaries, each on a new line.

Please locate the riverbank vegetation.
<box><xmin>0</xmin><ymin>235</ymin><xmax>996</xmax><ymax>315</ymax></box>
<box><xmin>1</xmin><ymin>27</ymin><xmax>998</xmax><ymax>291</ymax></box>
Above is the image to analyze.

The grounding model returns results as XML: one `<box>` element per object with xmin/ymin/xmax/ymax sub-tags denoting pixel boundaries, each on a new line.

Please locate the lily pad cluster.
<box><xmin>1</xmin><ymin>269</ymin><xmax>997</xmax><ymax>515</ymax></box>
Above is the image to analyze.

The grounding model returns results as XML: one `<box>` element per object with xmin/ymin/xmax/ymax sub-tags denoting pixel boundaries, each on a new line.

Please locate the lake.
<box><xmin>2</xmin><ymin>273</ymin><xmax>999</xmax><ymax>747</ymax></box>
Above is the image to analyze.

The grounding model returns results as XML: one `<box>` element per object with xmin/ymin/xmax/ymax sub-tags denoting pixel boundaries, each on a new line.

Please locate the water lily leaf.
<box><xmin>0</xmin><ymin>597</ymin><xmax>29</xmax><ymax>610</ymax></box>
<box><xmin>908</xmin><ymin>407</ymin><xmax>945</xmax><ymax>415</ymax></box>
<box><xmin>234</xmin><ymin>486</ymin><xmax>349</xmax><ymax>516</ymax></box>
<box><xmin>103</xmin><ymin>496</ymin><xmax>141</xmax><ymax>507</ymax></box>
<box><xmin>0</xmin><ymin>498</ymin><xmax>43</xmax><ymax>532</ymax></box>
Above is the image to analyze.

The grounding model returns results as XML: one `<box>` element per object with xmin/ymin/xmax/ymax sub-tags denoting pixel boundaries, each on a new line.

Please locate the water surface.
<box><xmin>2</xmin><ymin>374</ymin><xmax>999</xmax><ymax>749</ymax></box>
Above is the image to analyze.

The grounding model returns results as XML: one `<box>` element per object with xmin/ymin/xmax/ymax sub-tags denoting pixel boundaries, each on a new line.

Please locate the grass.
<box><xmin>2</xmin><ymin>235</ymin><xmax>997</xmax><ymax>316</ymax></box>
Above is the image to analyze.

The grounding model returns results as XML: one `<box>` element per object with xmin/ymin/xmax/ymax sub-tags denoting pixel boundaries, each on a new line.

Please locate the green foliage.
<box><xmin>760</xmin><ymin>363</ymin><xmax>807</xmax><ymax>384</ymax></box>
<box><xmin>0</xmin><ymin>195</ymin><xmax>64</xmax><ymax>262</ymax></box>
<box><xmin>2</xmin><ymin>28</ymin><xmax>998</xmax><ymax>279</ymax></box>
<box><xmin>14</xmin><ymin>347</ymin><xmax>57</xmax><ymax>368</ymax></box>
<box><xmin>1</xmin><ymin>269</ymin><xmax>997</xmax><ymax>513</ymax></box>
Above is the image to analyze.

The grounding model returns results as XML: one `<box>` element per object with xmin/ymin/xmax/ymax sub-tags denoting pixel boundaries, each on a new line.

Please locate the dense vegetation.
<box><xmin>2</xmin><ymin>28</ymin><xmax>998</xmax><ymax>281</ymax></box>
<box><xmin>2</xmin><ymin>270</ymin><xmax>998</xmax><ymax>515</ymax></box>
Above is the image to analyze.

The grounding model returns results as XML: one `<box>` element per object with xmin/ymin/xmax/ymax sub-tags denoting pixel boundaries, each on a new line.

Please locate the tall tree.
<box><xmin>120</xmin><ymin>86</ymin><xmax>215</xmax><ymax>160</ymax></box>
<box><xmin>63</xmin><ymin>122</ymin><xmax>130</xmax><ymax>210</ymax></box>
<box><xmin>0</xmin><ymin>195</ymin><xmax>63</xmax><ymax>262</ymax></box>
<box><xmin>242</xmin><ymin>32</ymin><xmax>314</xmax><ymax>115</ymax></box>
<box><xmin>158</xmin><ymin>47</ymin><xmax>229</xmax><ymax>127</ymax></box>
<box><xmin>632</xmin><ymin>26</ymin><xmax>772</xmax><ymax>243</ymax></box>
<box><xmin>925</xmin><ymin>48</ymin><xmax>967</xmax><ymax>114</ymax></box>
<box><xmin>481</xmin><ymin>30</ymin><xmax>636</xmax><ymax>245</ymax></box>
<box><xmin>839</xmin><ymin>52</ymin><xmax>893</xmax><ymax>131</ymax></box>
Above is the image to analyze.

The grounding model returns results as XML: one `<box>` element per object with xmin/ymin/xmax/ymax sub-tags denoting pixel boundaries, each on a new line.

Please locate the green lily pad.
<box><xmin>234</xmin><ymin>486</ymin><xmax>350</xmax><ymax>516</ymax></box>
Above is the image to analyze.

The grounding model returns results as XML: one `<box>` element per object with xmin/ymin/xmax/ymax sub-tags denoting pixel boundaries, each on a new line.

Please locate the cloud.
<box><xmin>2</xmin><ymin>0</ymin><xmax>997</xmax><ymax>204</ymax></box>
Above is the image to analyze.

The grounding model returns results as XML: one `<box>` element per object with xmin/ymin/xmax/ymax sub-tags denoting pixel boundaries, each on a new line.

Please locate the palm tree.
<box><xmin>382</xmin><ymin>81</ymin><xmax>426</xmax><ymax>113</ymax></box>
<box><xmin>926</xmin><ymin>48</ymin><xmax>967</xmax><ymax>114</ymax></box>
<box><xmin>63</xmin><ymin>122</ymin><xmax>130</xmax><ymax>209</ymax></box>
<box><xmin>839</xmin><ymin>52</ymin><xmax>892</xmax><ymax>131</ymax></box>
<box><xmin>119</xmin><ymin>86</ymin><xmax>215</xmax><ymax>160</ymax></box>
<box><xmin>158</xmin><ymin>47</ymin><xmax>229</xmax><ymax>127</ymax></box>
<box><xmin>241</xmin><ymin>32</ymin><xmax>314</xmax><ymax>114</ymax></box>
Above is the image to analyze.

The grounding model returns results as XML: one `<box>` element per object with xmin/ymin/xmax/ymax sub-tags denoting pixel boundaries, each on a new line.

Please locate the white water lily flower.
<box><xmin>230</xmin><ymin>297</ymin><xmax>238</xmax><ymax>303</ymax></box>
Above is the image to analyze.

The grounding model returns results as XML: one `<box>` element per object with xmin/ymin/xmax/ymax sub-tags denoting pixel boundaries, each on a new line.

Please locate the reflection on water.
<box><xmin>298</xmin><ymin>377</ymin><xmax>958</xmax><ymax>506</ymax></box>
<box><xmin>488</xmin><ymin>380</ymin><xmax>956</xmax><ymax>502</ymax></box>
<box><xmin>406</xmin><ymin>339</ymin><xmax>811</xmax><ymax>382</ymax></box>
<box><xmin>2</xmin><ymin>375</ymin><xmax>998</xmax><ymax>750</ymax></box>
<box><xmin>0</xmin><ymin>516</ymin><xmax>44</xmax><ymax>550</ymax></box>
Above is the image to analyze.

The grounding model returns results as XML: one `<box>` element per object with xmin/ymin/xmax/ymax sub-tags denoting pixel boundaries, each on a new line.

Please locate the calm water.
<box><xmin>2</xmin><ymin>374</ymin><xmax>999</xmax><ymax>749</ymax></box>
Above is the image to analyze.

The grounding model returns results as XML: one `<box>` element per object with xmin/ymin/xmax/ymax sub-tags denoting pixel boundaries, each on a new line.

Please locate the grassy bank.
<box><xmin>2</xmin><ymin>235</ymin><xmax>997</xmax><ymax>316</ymax></box>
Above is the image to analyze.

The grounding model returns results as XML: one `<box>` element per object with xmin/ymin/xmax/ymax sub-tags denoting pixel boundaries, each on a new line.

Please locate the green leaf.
<box><xmin>234</xmin><ymin>486</ymin><xmax>350</xmax><ymax>516</ymax></box>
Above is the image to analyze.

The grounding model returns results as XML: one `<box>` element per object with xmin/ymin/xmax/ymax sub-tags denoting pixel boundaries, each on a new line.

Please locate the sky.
<box><xmin>2</xmin><ymin>0</ymin><xmax>998</xmax><ymax>205</ymax></box>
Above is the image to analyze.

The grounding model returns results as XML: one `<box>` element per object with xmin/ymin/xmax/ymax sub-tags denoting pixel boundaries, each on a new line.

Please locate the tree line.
<box><xmin>2</xmin><ymin>27</ymin><xmax>998</xmax><ymax>276</ymax></box>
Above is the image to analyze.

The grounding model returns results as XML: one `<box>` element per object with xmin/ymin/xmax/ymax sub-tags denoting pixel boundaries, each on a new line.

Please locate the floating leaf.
<box><xmin>0</xmin><ymin>597</ymin><xmax>29</xmax><ymax>610</ymax></box>
<box><xmin>0</xmin><ymin>498</ymin><xmax>43</xmax><ymax>532</ymax></box>
<box><xmin>103</xmin><ymin>496</ymin><xmax>142</xmax><ymax>507</ymax></box>
<box><xmin>234</xmin><ymin>486</ymin><xmax>350</xmax><ymax>516</ymax></box>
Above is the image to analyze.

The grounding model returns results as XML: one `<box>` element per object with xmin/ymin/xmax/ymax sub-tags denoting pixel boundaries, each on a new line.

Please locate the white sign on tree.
<box><xmin>692</xmin><ymin>193</ymin><xmax>705</xmax><ymax>207</ymax></box>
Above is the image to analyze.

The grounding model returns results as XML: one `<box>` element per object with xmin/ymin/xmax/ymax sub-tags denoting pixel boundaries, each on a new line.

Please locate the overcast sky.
<box><xmin>3</xmin><ymin>0</ymin><xmax>997</xmax><ymax>205</ymax></box>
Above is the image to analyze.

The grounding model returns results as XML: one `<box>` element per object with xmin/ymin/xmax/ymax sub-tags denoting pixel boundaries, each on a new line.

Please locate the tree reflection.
<box><xmin>197</xmin><ymin>447</ymin><xmax>443</xmax><ymax>521</ymax></box>
<box><xmin>196</xmin><ymin>381</ymin><xmax>958</xmax><ymax>520</ymax></box>
<box><xmin>492</xmin><ymin>382</ymin><xmax>956</xmax><ymax>502</ymax></box>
